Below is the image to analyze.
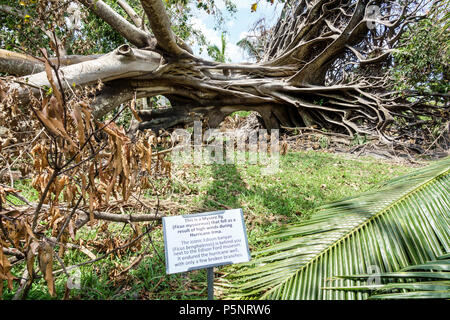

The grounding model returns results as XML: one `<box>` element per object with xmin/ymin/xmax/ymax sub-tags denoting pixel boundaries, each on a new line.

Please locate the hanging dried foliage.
<box><xmin>0</xmin><ymin>54</ymin><xmax>172</xmax><ymax>299</ymax></box>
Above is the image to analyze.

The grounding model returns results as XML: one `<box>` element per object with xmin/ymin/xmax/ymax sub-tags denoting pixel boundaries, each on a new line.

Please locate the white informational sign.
<box><xmin>163</xmin><ymin>209</ymin><xmax>251</xmax><ymax>274</ymax></box>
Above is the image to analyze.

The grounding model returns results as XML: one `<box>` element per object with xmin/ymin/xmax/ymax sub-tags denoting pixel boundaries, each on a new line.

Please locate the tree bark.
<box><xmin>0</xmin><ymin>50</ymin><xmax>44</xmax><ymax>76</ymax></box>
<box><xmin>79</xmin><ymin>0</ymin><xmax>155</xmax><ymax>48</ymax></box>
<box><xmin>22</xmin><ymin>45</ymin><xmax>161</xmax><ymax>89</ymax></box>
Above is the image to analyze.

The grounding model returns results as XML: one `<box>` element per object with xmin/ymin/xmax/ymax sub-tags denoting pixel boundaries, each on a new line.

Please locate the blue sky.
<box><xmin>190</xmin><ymin>0</ymin><xmax>283</xmax><ymax>62</ymax></box>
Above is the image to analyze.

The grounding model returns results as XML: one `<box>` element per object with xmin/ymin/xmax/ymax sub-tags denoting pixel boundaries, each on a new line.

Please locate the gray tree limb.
<box><xmin>79</xmin><ymin>0</ymin><xmax>154</xmax><ymax>48</ymax></box>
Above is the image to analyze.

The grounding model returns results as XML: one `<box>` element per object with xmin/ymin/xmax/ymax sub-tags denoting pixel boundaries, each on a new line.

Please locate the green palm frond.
<box><xmin>224</xmin><ymin>158</ymin><xmax>450</xmax><ymax>299</ymax></box>
<box><xmin>207</xmin><ymin>45</ymin><xmax>222</xmax><ymax>62</ymax></box>
<box><xmin>220</xmin><ymin>32</ymin><xmax>227</xmax><ymax>58</ymax></box>
<box><xmin>324</xmin><ymin>255</ymin><xmax>450</xmax><ymax>299</ymax></box>
<box><xmin>207</xmin><ymin>32</ymin><xmax>228</xmax><ymax>63</ymax></box>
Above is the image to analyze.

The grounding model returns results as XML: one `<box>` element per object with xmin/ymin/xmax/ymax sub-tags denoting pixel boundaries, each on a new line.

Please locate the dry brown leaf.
<box><xmin>129</xmin><ymin>98</ymin><xmax>142</xmax><ymax>121</ymax></box>
<box><xmin>38</xmin><ymin>240</ymin><xmax>55</xmax><ymax>297</ymax></box>
<box><xmin>35</xmin><ymin>109</ymin><xmax>60</xmax><ymax>137</ymax></box>
<box><xmin>68</xmin><ymin>220</ymin><xmax>76</xmax><ymax>241</ymax></box>
<box><xmin>43</xmin><ymin>52</ymin><xmax>63</xmax><ymax>108</ymax></box>
<box><xmin>71</xmin><ymin>103</ymin><xmax>85</xmax><ymax>145</ymax></box>
<box><xmin>34</xmin><ymin>108</ymin><xmax>78</xmax><ymax>152</ymax></box>
<box><xmin>81</xmin><ymin>174</ymin><xmax>87</xmax><ymax>201</ymax></box>
<box><xmin>26</xmin><ymin>243</ymin><xmax>38</xmax><ymax>280</ymax></box>
<box><xmin>53</xmin><ymin>176</ymin><xmax>67</xmax><ymax>203</ymax></box>
<box><xmin>79</xmin><ymin>101</ymin><xmax>92</xmax><ymax>123</ymax></box>
<box><xmin>88</xmin><ymin>190</ymin><xmax>94</xmax><ymax>222</ymax></box>
<box><xmin>48</xmin><ymin>96</ymin><xmax>63</xmax><ymax>123</ymax></box>
<box><xmin>0</xmin><ymin>244</ymin><xmax>15</xmax><ymax>290</ymax></box>
<box><xmin>63</xmin><ymin>283</ymin><xmax>70</xmax><ymax>300</ymax></box>
<box><xmin>47</xmin><ymin>116</ymin><xmax>77</xmax><ymax>151</ymax></box>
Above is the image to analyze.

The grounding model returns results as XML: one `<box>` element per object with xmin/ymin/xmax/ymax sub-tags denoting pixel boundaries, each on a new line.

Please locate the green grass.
<box><xmin>169</xmin><ymin>151</ymin><xmax>414</xmax><ymax>250</ymax></box>
<box><xmin>8</xmin><ymin>179</ymin><xmax>40</xmax><ymax>204</ymax></box>
<box><xmin>1</xmin><ymin>150</ymin><xmax>417</xmax><ymax>300</ymax></box>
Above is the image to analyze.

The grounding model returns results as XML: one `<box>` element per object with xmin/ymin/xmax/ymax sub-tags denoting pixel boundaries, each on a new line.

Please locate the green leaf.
<box><xmin>327</xmin><ymin>255</ymin><xmax>450</xmax><ymax>299</ymax></box>
<box><xmin>370</xmin><ymin>291</ymin><xmax>450</xmax><ymax>300</ymax></box>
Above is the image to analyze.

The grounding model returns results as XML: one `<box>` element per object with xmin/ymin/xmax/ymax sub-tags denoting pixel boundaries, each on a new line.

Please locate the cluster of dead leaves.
<box><xmin>0</xmin><ymin>186</ymin><xmax>19</xmax><ymax>210</ymax></box>
<box><xmin>0</xmin><ymin>80</ymin><xmax>39</xmax><ymax>181</ymax></box>
<box><xmin>26</xmin><ymin>59</ymin><xmax>169</xmax><ymax>219</ymax></box>
<box><xmin>0</xmin><ymin>240</ymin><xmax>14</xmax><ymax>298</ymax></box>
<box><xmin>0</xmin><ymin>208</ymin><xmax>58</xmax><ymax>298</ymax></box>
<box><xmin>1</xmin><ymin>60</ymin><xmax>172</xmax><ymax>298</ymax></box>
<box><xmin>0</xmin><ymin>188</ymin><xmax>22</xmax><ymax>297</ymax></box>
<box><xmin>90</xmin><ymin>222</ymin><xmax>143</xmax><ymax>258</ymax></box>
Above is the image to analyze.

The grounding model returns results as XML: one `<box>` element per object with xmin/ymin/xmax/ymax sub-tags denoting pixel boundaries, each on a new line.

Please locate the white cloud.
<box><xmin>191</xmin><ymin>17</ymin><xmax>246</xmax><ymax>62</ymax></box>
<box><xmin>238</xmin><ymin>30</ymin><xmax>251</xmax><ymax>40</ymax></box>
<box><xmin>227</xmin><ymin>42</ymin><xmax>245</xmax><ymax>63</ymax></box>
<box><xmin>191</xmin><ymin>17</ymin><xmax>221</xmax><ymax>44</ymax></box>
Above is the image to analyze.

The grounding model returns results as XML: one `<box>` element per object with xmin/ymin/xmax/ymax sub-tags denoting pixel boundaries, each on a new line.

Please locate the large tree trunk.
<box><xmin>0</xmin><ymin>0</ymin><xmax>446</xmax><ymax>143</ymax></box>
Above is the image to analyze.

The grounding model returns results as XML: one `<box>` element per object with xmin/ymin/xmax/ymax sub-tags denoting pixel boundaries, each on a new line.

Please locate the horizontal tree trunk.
<box><xmin>22</xmin><ymin>45</ymin><xmax>162</xmax><ymax>89</ymax></box>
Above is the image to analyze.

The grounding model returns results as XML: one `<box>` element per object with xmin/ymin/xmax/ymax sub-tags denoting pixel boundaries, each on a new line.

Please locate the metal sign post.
<box><xmin>207</xmin><ymin>267</ymin><xmax>214</xmax><ymax>300</ymax></box>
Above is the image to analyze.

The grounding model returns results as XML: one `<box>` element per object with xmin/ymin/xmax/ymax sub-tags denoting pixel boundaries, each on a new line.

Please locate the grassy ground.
<box><xmin>3</xmin><ymin>150</ymin><xmax>417</xmax><ymax>300</ymax></box>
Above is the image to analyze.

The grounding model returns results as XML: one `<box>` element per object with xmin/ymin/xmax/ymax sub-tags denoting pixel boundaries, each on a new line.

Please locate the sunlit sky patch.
<box><xmin>190</xmin><ymin>0</ymin><xmax>283</xmax><ymax>63</ymax></box>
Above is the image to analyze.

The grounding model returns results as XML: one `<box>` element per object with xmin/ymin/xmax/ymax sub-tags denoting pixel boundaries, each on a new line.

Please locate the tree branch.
<box><xmin>0</xmin><ymin>49</ymin><xmax>102</xmax><ymax>76</ymax></box>
<box><xmin>21</xmin><ymin>45</ymin><xmax>162</xmax><ymax>90</ymax></box>
<box><xmin>117</xmin><ymin>0</ymin><xmax>147</xmax><ymax>30</ymax></box>
<box><xmin>0</xmin><ymin>49</ymin><xmax>44</xmax><ymax>76</ymax></box>
<box><xmin>139</xmin><ymin>0</ymin><xmax>190</xmax><ymax>57</ymax></box>
<box><xmin>79</xmin><ymin>0</ymin><xmax>154</xmax><ymax>48</ymax></box>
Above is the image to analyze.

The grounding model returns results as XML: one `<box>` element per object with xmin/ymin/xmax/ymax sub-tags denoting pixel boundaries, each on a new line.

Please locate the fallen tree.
<box><xmin>1</xmin><ymin>0</ymin><xmax>448</xmax><ymax>142</ymax></box>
